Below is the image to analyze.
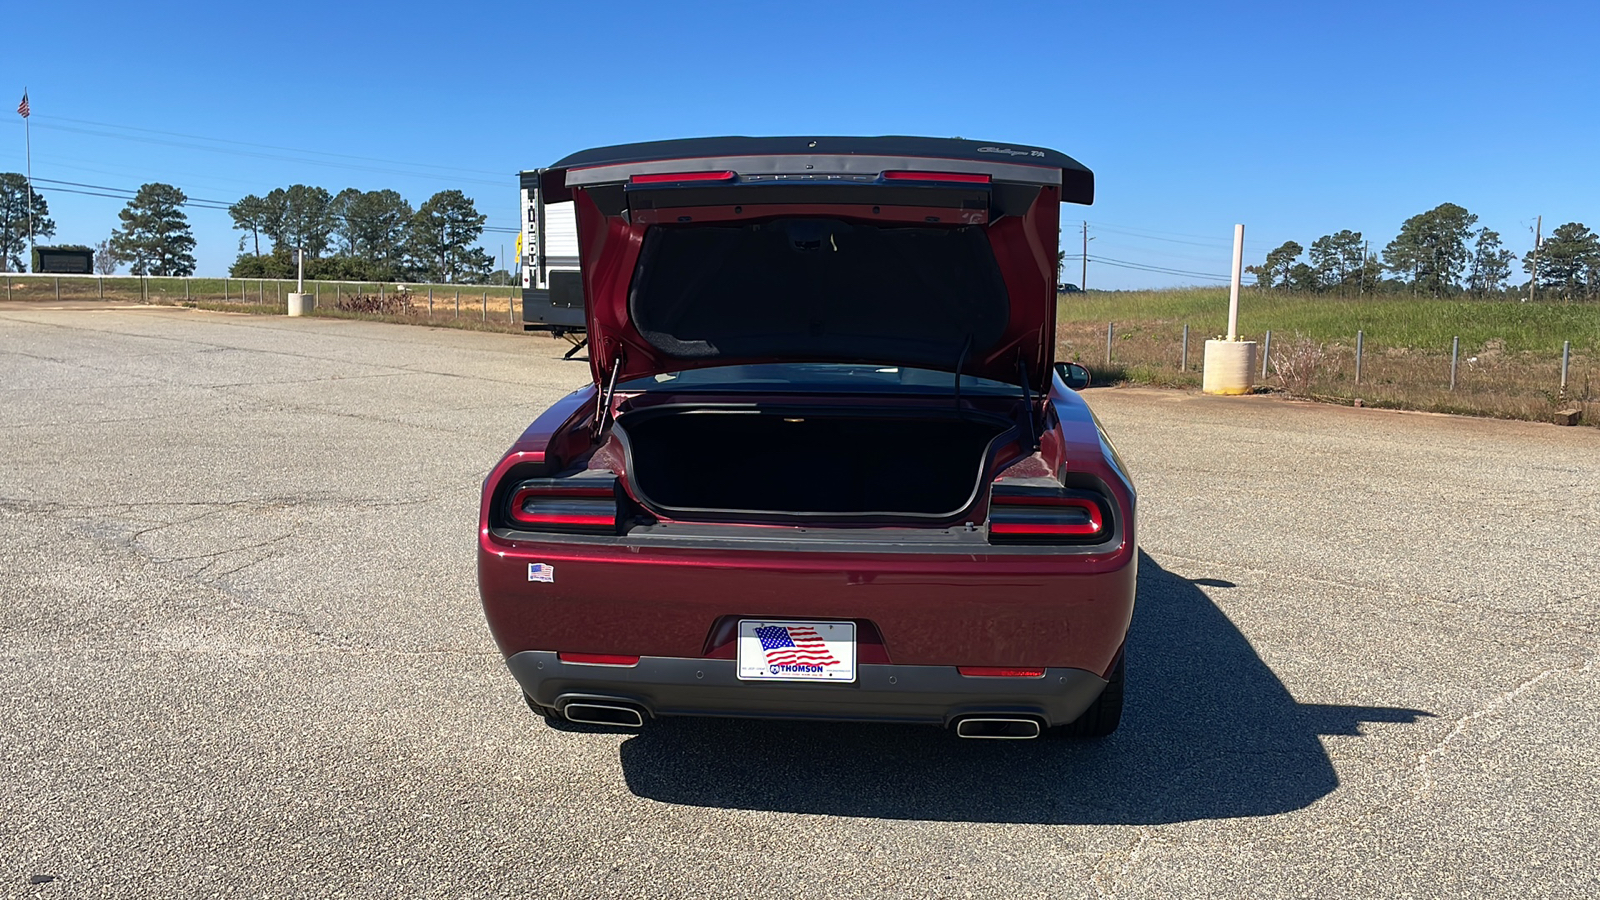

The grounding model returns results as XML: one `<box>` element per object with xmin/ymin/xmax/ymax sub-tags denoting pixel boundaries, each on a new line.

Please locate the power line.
<box><xmin>1080</xmin><ymin>254</ymin><xmax>1251</xmax><ymax>283</ymax></box>
<box><xmin>1086</xmin><ymin>219</ymin><xmax>1271</xmax><ymax>247</ymax></box>
<box><xmin>17</xmin><ymin>119</ymin><xmax>508</xmax><ymax>188</ymax></box>
<box><xmin>30</xmin><ymin>177</ymin><xmax>233</xmax><ymax>209</ymax></box>
<box><xmin>36</xmin><ymin>114</ymin><xmax>507</xmax><ymax>179</ymax></box>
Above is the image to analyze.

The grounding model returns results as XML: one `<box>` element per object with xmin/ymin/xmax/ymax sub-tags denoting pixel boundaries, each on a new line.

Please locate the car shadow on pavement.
<box><xmin>616</xmin><ymin>551</ymin><xmax>1432</xmax><ymax>825</ymax></box>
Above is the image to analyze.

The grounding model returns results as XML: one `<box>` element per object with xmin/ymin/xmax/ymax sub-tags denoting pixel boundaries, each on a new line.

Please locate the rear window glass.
<box><xmin>628</xmin><ymin>219</ymin><xmax>1010</xmax><ymax>368</ymax></box>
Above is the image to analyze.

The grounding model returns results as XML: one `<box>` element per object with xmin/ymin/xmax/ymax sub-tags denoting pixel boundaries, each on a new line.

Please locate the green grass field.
<box><xmin>1058</xmin><ymin>288</ymin><xmax>1600</xmax><ymax>355</ymax></box>
<box><xmin>1058</xmin><ymin>288</ymin><xmax>1597</xmax><ymax>426</ymax></box>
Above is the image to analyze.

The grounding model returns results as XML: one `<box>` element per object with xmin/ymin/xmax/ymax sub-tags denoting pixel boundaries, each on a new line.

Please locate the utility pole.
<box><xmin>1081</xmin><ymin>221</ymin><xmax>1088</xmax><ymax>291</ymax></box>
<box><xmin>1359</xmin><ymin>240</ymin><xmax>1369</xmax><ymax>297</ymax></box>
<box><xmin>1528</xmin><ymin>215</ymin><xmax>1542</xmax><ymax>303</ymax></box>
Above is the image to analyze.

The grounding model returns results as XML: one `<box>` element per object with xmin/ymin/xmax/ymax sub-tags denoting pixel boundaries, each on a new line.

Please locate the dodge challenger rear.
<box><xmin>478</xmin><ymin>136</ymin><xmax>1135</xmax><ymax>739</ymax></box>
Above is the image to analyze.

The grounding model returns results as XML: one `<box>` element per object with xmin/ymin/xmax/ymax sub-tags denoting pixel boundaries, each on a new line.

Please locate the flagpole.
<box><xmin>23</xmin><ymin>88</ymin><xmax>33</xmax><ymax>272</ymax></box>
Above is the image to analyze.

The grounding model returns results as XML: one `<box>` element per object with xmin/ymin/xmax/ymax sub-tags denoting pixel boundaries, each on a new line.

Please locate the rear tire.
<box><xmin>522</xmin><ymin>692</ymin><xmax>561</xmax><ymax>721</ymax></box>
<box><xmin>1053</xmin><ymin>653</ymin><xmax>1124</xmax><ymax>738</ymax></box>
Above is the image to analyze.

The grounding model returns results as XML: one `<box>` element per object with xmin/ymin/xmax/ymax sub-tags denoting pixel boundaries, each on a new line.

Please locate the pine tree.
<box><xmin>1466</xmin><ymin>228</ymin><xmax>1515</xmax><ymax>295</ymax></box>
<box><xmin>407</xmin><ymin>190</ymin><xmax>487</xmax><ymax>283</ymax></box>
<box><xmin>1382</xmin><ymin>203</ymin><xmax>1477</xmax><ymax>296</ymax></box>
<box><xmin>228</xmin><ymin>194</ymin><xmax>273</xmax><ymax>256</ymax></box>
<box><xmin>1525</xmin><ymin>222</ymin><xmax>1600</xmax><ymax>299</ymax></box>
<box><xmin>0</xmin><ymin>173</ymin><xmax>57</xmax><ymax>272</ymax></box>
<box><xmin>1246</xmin><ymin>241</ymin><xmax>1304</xmax><ymax>291</ymax></box>
<box><xmin>109</xmin><ymin>183</ymin><xmax>197</xmax><ymax>276</ymax></box>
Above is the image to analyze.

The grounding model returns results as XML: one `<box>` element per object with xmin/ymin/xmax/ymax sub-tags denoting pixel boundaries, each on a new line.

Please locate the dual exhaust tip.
<box><xmin>557</xmin><ymin>702</ymin><xmax>1042</xmax><ymax>739</ymax></box>
<box><xmin>561</xmin><ymin>701</ymin><xmax>646</xmax><ymax>728</ymax></box>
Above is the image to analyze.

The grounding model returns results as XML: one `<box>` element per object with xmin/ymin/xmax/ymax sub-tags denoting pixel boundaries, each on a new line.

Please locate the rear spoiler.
<box><xmin>526</xmin><ymin>135</ymin><xmax>1093</xmax><ymax>206</ymax></box>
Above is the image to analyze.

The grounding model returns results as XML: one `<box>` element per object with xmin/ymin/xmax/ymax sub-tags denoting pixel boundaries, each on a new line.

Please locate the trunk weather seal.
<box><xmin>610</xmin><ymin>403</ymin><xmax>1020</xmax><ymax>525</ymax></box>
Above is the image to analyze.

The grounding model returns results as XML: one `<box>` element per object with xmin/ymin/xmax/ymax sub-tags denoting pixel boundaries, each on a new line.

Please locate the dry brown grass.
<box><xmin>1058</xmin><ymin>316</ymin><xmax>1596</xmax><ymax>427</ymax></box>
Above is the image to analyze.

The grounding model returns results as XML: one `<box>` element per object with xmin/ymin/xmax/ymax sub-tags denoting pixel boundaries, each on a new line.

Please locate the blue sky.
<box><xmin>3</xmin><ymin>0</ymin><xmax>1597</xmax><ymax>288</ymax></box>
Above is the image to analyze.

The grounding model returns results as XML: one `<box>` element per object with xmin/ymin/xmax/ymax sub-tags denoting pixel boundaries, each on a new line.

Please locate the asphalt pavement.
<box><xmin>2</xmin><ymin>305</ymin><xmax>1596</xmax><ymax>899</ymax></box>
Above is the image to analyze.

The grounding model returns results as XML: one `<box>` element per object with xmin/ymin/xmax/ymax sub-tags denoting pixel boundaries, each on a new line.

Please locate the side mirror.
<box><xmin>1055</xmin><ymin>362</ymin><xmax>1091</xmax><ymax>391</ymax></box>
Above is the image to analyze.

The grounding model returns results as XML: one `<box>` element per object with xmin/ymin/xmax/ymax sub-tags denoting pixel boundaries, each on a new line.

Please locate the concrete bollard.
<box><xmin>1202</xmin><ymin>339</ymin><xmax>1258</xmax><ymax>395</ymax></box>
<box><xmin>286</xmin><ymin>292</ymin><xmax>314</xmax><ymax>317</ymax></box>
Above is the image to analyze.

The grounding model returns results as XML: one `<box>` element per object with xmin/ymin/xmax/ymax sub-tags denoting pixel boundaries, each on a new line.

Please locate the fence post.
<box><xmin>5</xmin><ymin>273</ymin><xmax>10</xmax><ymax>301</ymax></box>
<box><xmin>508</xmin><ymin>290</ymin><xmax>514</xmax><ymax>324</ymax></box>
<box><xmin>185</xmin><ymin>277</ymin><xmax>190</xmax><ymax>300</ymax></box>
<box><xmin>1561</xmin><ymin>340</ymin><xmax>1570</xmax><ymax>393</ymax></box>
<box><xmin>1181</xmin><ymin>324</ymin><xmax>1189</xmax><ymax>371</ymax></box>
<box><xmin>99</xmin><ymin>276</ymin><xmax>103</xmax><ymax>299</ymax></box>
<box><xmin>481</xmin><ymin>292</ymin><xmax>486</xmax><ymax>321</ymax></box>
<box><xmin>1355</xmin><ymin>330</ymin><xmax>1364</xmax><ymax>385</ymax></box>
<box><xmin>277</xmin><ymin>280</ymin><xmax>282</xmax><ymax>304</ymax></box>
<box><xmin>455</xmin><ymin>290</ymin><xmax>460</xmax><ymax>318</ymax></box>
<box><xmin>428</xmin><ymin>287</ymin><xmax>433</xmax><ymax>315</ymax></box>
<box><xmin>1105</xmin><ymin>322</ymin><xmax>1114</xmax><ymax>365</ymax></box>
<box><xmin>1450</xmin><ymin>336</ymin><xmax>1459</xmax><ymax>391</ymax></box>
<box><xmin>1261</xmin><ymin>329</ymin><xmax>1272</xmax><ymax>378</ymax></box>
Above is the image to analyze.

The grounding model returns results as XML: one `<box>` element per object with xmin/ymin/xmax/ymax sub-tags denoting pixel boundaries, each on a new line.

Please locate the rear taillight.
<box><xmin>987</xmin><ymin>482</ymin><xmax>1111</xmax><ymax>545</ymax></box>
<box><xmin>630</xmin><ymin>170</ymin><xmax>737</xmax><ymax>184</ymax></box>
<box><xmin>558</xmin><ymin>652</ymin><xmax>640</xmax><ymax>666</ymax></box>
<box><xmin>957</xmin><ymin>667</ymin><xmax>1046</xmax><ymax>677</ymax></box>
<box><xmin>882</xmin><ymin>170</ymin><xmax>991</xmax><ymax>184</ymax></box>
<box><xmin>505</xmin><ymin>477</ymin><xmax>620</xmax><ymax>535</ymax></box>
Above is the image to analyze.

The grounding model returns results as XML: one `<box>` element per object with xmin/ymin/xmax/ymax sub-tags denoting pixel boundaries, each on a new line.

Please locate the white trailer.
<box><xmin>518</xmin><ymin>169</ymin><xmax>585</xmax><ymax>335</ymax></box>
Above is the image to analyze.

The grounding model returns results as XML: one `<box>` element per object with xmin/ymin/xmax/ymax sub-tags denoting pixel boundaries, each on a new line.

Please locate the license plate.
<box><xmin>736</xmin><ymin>620</ymin><xmax>856</xmax><ymax>682</ymax></box>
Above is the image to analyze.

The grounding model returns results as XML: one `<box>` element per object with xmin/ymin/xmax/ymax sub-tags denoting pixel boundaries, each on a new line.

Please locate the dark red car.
<box><xmin>478</xmin><ymin>137</ymin><xmax>1135</xmax><ymax>739</ymax></box>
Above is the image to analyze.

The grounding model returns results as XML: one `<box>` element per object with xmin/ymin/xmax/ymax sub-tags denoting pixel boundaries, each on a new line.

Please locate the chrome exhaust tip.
<box><xmin>561</xmin><ymin>702</ymin><xmax>646</xmax><ymax>728</ymax></box>
<box><xmin>954</xmin><ymin>717</ymin><xmax>1042</xmax><ymax>740</ymax></box>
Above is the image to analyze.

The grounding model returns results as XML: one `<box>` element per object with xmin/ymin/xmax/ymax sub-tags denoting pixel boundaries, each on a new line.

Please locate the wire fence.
<box><xmin>1060</xmin><ymin>320</ymin><xmax>1598</xmax><ymax>427</ymax></box>
<box><xmin>1</xmin><ymin>272</ymin><xmax>526</xmax><ymax>324</ymax></box>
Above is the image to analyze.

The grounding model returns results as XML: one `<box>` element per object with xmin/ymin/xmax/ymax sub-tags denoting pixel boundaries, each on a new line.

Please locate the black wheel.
<box><xmin>1053</xmin><ymin>652</ymin><xmax>1124</xmax><ymax>738</ymax></box>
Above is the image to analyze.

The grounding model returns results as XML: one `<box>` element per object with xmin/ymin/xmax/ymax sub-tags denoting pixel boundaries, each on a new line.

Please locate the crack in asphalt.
<box><xmin>1409</xmin><ymin>653</ymin><xmax>1598</xmax><ymax>800</ymax></box>
<box><xmin>1089</xmin><ymin>828</ymin><xmax>1159</xmax><ymax>899</ymax></box>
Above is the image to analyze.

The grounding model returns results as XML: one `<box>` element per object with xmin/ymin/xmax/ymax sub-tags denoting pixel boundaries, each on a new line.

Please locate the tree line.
<box><xmin>228</xmin><ymin>185</ymin><xmax>505</xmax><ymax>283</ymax></box>
<box><xmin>0</xmin><ymin>173</ymin><xmax>508</xmax><ymax>284</ymax></box>
<box><xmin>1249</xmin><ymin>202</ymin><xmax>1600</xmax><ymax>300</ymax></box>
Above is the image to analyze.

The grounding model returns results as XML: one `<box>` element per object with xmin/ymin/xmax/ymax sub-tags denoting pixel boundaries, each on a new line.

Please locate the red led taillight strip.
<box><xmin>987</xmin><ymin>487</ymin><xmax>1110</xmax><ymax>544</ymax></box>
<box><xmin>957</xmin><ymin>667</ymin><xmax>1046</xmax><ymax>677</ymax></box>
<box><xmin>629</xmin><ymin>170</ymin><xmax>737</xmax><ymax>184</ymax></box>
<box><xmin>558</xmin><ymin>652</ymin><xmax>641</xmax><ymax>666</ymax></box>
<box><xmin>882</xmin><ymin>170</ymin><xmax>991</xmax><ymax>184</ymax></box>
<box><xmin>506</xmin><ymin>481</ymin><xmax>619</xmax><ymax>534</ymax></box>
<box><xmin>988</xmin><ymin>498</ymin><xmax>1103</xmax><ymax>536</ymax></box>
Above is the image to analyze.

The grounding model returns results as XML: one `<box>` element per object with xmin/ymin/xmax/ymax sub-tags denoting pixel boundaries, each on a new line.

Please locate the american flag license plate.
<box><xmin>736</xmin><ymin>620</ymin><xmax>857</xmax><ymax>682</ymax></box>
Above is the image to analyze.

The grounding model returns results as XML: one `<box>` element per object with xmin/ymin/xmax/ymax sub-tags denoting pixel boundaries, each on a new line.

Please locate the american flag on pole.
<box><xmin>16</xmin><ymin>91</ymin><xmax>28</xmax><ymax>119</ymax></box>
<box><xmin>755</xmin><ymin>625</ymin><xmax>840</xmax><ymax>669</ymax></box>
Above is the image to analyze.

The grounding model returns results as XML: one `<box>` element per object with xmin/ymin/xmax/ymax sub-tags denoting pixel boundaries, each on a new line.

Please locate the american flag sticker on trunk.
<box><xmin>527</xmin><ymin>563</ymin><xmax>554</xmax><ymax>583</ymax></box>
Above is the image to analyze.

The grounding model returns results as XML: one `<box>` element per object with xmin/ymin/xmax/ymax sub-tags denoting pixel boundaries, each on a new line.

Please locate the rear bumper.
<box><xmin>508</xmin><ymin>651</ymin><xmax>1108</xmax><ymax>727</ymax></box>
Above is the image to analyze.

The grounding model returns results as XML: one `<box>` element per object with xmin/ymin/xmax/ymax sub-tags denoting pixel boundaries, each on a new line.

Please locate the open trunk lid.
<box><xmin>536</xmin><ymin>136</ymin><xmax>1094</xmax><ymax>395</ymax></box>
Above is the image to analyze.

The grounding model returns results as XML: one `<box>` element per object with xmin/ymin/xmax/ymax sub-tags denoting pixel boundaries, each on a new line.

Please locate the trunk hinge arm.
<box><xmin>1016</xmin><ymin>355</ymin><xmax>1040</xmax><ymax>451</ymax></box>
<box><xmin>593</xmin><ymin>346</ymin><xmax>625</xmax><ymax>439</ymax></box>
